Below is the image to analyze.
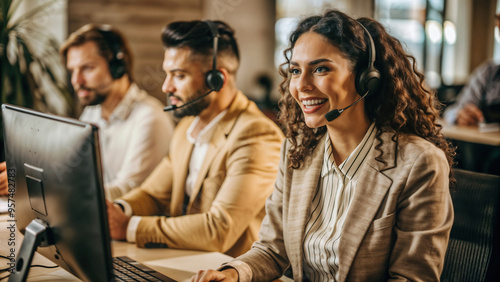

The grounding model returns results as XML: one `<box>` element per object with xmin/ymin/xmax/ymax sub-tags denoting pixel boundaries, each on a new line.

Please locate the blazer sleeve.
<box><xmin>223</xmin><ymin>140</ymin><xmax>292</xmax><ymax>282</ymax></box>
<box><xmin>119</xmin><ymin>156</ymin><xmax>174</xmax><ymax>216</ymax></box>
<box><xmin>387</xmin><ymin>147</ymin><xmax>453</xmax><ymax>281</ymax></box>
<box><xmin>118</xmin><ymin>116</ymin><xmax>189</xmax><ymax>216</ymax></box>
<box><xmin>133</xmin><ymin>118</ymin><xmax>284</xmax><ymax>253</ymax></box>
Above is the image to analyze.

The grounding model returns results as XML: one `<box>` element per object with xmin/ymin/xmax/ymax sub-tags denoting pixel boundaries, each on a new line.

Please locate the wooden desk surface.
<box><xmin>0</xmin><ymin>214</ymin><xmax>230</xmax><ymax>281</ymax></box>
<box><xmin>439</xmin><ymin>119</ymin><xmax>500</xmax><ymax>146</ymax></box>
<box><xmin>0</xmin><ymin>215</ymin><xmax>292</xmax><ymax>282</ymax></box>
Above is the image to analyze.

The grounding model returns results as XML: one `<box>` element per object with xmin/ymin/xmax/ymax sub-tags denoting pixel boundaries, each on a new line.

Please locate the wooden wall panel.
<box><xmin>470</xmin><ymin>0</ymin><xmax>497</xmax><ymax>72</ymax></box>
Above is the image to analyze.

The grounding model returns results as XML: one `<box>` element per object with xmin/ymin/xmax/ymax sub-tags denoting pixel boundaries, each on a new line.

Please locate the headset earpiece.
<box><xmin>356</xmin><ymin>64</ymin><xmax>381</xmax><ymax>95</ymax></box>
<box><xmin>355</xmin><ymin>22</ymin><xmax>381</xmax><ymax>95</ymax></box>
<box><xmin>109</xmin><ymin>51</ymin><xmax>126</xmax><ymax>79</ymax></box>
<box><xmin>204</xmin><ymin>21</ymin><xmax>225</xmax><ymax>91</ymax></box>
<box><xmin>97</xmin><ymin>26</ymin><xmax>127</xmax><ymax>80</ymax></box>
<box><xmin>206</xmin><ymin>69</ymin><xmax>224</xmax><ymax>91</ymax></box>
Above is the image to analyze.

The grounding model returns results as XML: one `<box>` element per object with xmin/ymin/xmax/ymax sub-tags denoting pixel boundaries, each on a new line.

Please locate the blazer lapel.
<box><xmin>171</xmin><ymin>120</ymin><xmax>194</xmax><ymax>216</ymax></box>
<box><xmin>338</xmin><ymin>131</ymin><xmax>397</xmax><ymax>281</ymax></box>
<box><xmin>188</xmin><ymin>92</ymin><xmax>249</xmax><ymax>207</ymax></box>
<box><xmin>188</xmin><ymin>127</ymin><xmax>224</xmax><ymax>203</ymax></box>
<box><xmin>288</xmin><ymin>139</ymin><xmax>325</xmax><ymax>279</ymax></box>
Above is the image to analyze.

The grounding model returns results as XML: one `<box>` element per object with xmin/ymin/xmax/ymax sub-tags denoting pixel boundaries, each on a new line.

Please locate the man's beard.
<box><xmin>76</xmin><ymin>85</ymin><xmax>108</xmax><ymax>107</ymax></box>
<box><xmin>170</xmin><ymin>89</ymin><xmax>211</xmax><ymax>118</ymax></box>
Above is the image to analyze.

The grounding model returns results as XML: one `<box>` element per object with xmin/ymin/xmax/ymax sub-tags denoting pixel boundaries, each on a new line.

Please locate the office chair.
<box><xmin>441</xmin><ymin>169</ymin><xmax>500</xmax><ymax>282</ymax></box>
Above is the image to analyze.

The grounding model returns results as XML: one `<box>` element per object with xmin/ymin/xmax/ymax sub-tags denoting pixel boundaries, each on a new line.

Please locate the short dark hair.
<box><xmin>60</xmin><ymin>24</ymin><xmax>133</xmax><ymax>81</ymax></box>
<box><xmin>161</xmin><ymin>20</ymin><xmax>240</xmax><ymax>63</ymax></box>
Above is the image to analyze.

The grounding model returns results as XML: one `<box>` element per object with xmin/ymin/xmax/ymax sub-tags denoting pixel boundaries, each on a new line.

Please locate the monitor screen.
<box><xmin>2</xmin><ymin>104</ymin><xmax>114</xmax><ymax>281</ymax></box>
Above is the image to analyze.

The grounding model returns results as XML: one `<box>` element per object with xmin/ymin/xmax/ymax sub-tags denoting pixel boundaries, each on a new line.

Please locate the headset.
<box><xmin>325</xmin><ymin>21</ymin><xmax>382</xmax><ymax>122</ymax></box>
<box><xmin>204</xmin><ymin>20</ymin><xmax>225</xmax><ymax>91</ymax></box>
<box><xmin>96</xmin><ymin>26</ymin><xmax>127</xmax><ymax>80</ymax></box>
<box><xmin>163</xmin><ymin>21</ymin><xmax>226</xmax><ymax>112</ymax></box>
<box><xmin>354</xmin><ymin>21</ymin><xmax>381</xmax><ymax>96</ymax></box>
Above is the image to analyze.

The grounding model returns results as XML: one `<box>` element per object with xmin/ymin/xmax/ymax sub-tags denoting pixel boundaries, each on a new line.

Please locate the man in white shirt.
<box><xmin>60</xmin><ymin>24</ymin><xmax>175</xmax><ymax>200</ymax></box>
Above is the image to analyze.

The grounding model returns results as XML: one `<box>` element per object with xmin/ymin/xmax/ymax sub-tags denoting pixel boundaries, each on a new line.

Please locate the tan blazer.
<box><xmin>120</xmin><ymin>92</ymin><xmax>284</xmax><ymax>257</ymax></box>
<box><xmin>228</xmin><ymin>129</ymin><xmax>454</xmax><ymax>281</ymax></box>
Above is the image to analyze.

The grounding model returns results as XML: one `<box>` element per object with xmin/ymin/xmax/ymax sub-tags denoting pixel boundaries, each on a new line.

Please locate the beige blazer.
<box><xmin>228</xmin><ymin>129</ymin><xmax>454</xmax><ymax>281</ymax></box>
<box><xmin>120</xmin><ymin>92</ymin><xmax>284</xmax><ymax>257</ymax></box>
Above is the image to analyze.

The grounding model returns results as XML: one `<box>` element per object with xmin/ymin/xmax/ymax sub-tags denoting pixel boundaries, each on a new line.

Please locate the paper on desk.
<box><xmin>146</xmin><ymin>252</ymin><xmax>233</xmax><ymax>274</ymax></box>
<box><xmin>479</xmin><ymin>122</ymin><xmax>500</xmax><ymax>133</ymax></box>
<box><xmin>27</xmin><ymin>269</ymin><xmax>80</xmax><ymax>281</ymax></box>
<box><xmin>0</xmin><ymin>196</ymin><xmax>9</xmax><ymax>213</ymax></box>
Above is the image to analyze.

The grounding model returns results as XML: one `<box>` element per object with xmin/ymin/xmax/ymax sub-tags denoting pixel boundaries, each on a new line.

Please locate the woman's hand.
<box><xmin>190</xmin><ymin>268</ymin><xmax>239</xmax><ymax>282</ymax></box>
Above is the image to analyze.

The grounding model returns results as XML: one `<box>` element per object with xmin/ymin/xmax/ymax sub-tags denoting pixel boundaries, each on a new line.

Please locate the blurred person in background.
<box><xmin>60</xmin><ymin>24</ymin><xmax>175</xmax><ymax>200</ymax></box>
<box><xmin>443</xmin><ymin>12</ymin><xmax>500</xmax><ymax>175</ymax></box>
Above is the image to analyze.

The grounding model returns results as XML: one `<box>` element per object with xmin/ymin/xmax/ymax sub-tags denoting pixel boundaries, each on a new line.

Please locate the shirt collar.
<box><xmin>186</xmin><ymin>109</ymin><xmax>228</xmax><ymax>144</ymax></box>
<box><xmin>321</xmin><ymin>122</ymin><xmax>377</xmax><ymax>180</ymax></box>
<box><xmin>108</xmin><ymin>83</ymin><xmax>143</xmax><ymax>121</ymax></box>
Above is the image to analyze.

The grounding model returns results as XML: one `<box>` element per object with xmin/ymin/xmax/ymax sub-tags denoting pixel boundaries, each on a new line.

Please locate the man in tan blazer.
<box><xmin>106</xmin><ymin>20</ymin><xmax>284</xmax><ymax>257</ymax></box>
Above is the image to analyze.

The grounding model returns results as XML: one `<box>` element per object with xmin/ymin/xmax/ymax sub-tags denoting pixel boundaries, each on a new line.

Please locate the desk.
<box><xmin>440</xmin><ymin>120</ymin><xmax>500</xmax><ymax>146</ymax></box>
<box><xmin>0</xmin><ymin>215</ymin><xmax>292</xmax><ymax>281</ymax></box>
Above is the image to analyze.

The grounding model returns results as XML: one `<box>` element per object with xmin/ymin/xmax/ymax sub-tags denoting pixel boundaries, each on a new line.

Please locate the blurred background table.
<box><xmin>440</xmin><ymin>120</ymin><xmax>500</xmax><ymax>146</ymax></box>
<box><xmin>439</xmin><ymin>119</ymin><xmax>500</xmax><ymax>175</ymax></box>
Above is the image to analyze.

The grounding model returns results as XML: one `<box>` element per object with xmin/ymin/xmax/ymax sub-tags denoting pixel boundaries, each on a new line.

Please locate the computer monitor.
<box><xmin>2</xmin><ymin>104</ymin><xmax>114</xmax><ymax>281</ymax></box>
<box><xmin>483</xmin><ymin>102</ymin><xmax>500</xmax><ymax>123</ymax></box>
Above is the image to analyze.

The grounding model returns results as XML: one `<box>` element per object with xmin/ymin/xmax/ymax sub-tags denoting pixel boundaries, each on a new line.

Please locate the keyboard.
<box><xmin>113</xmin><ymin>256</ymin><xmax>176</xmax><ymax>281</ymax></box>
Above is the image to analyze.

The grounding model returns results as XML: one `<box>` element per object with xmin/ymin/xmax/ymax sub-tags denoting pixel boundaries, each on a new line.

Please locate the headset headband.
<box><xmin>204</xmin><ymin>20</ymin><xmax>219</xmax><ymax>74</ymax></box>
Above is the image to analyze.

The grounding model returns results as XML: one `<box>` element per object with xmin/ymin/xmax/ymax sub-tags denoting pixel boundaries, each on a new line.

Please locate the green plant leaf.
<box><xmin>1</xmin><ymin>0</ymin><xmax>75</xmax><ymax>118</ymax></box>
<box><xmin>17</xmin><ymin>34</ymin><xmax>34</xmax><ymax>72</ymax></box>
<box><xmin>1</xmin><ymin>0</ymin><xmax>13</xmax><ymax>27</ymax></box>
<box><xmin>7</xmin><ymin>0</ymin><xmax>59</xmax><ymax>29</ymax></box>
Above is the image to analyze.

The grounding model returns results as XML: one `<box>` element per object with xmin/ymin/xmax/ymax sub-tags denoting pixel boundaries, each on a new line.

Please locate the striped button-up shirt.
<box><xmin>303</xmin><ymin>123</ymin><xmax>377</xmax><ymax>281</ymax></box>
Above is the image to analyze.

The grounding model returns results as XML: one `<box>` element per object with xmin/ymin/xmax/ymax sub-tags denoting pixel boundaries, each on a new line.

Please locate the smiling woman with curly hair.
<box><xmin>192</xmin><ymin>9</ymin><xmax>456</xmax><ymax>282</ymax></box>
<box><xmin>277</xmin><ymin>13</ymin><xmax>455</xmax><ymax>173</ymax></box>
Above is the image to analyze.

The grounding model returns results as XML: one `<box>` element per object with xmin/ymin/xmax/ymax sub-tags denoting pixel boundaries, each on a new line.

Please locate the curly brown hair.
<box><xmin>277</xmin><ymin>10</ymin><xmax>455</xmax><ymax>183</ymax></box>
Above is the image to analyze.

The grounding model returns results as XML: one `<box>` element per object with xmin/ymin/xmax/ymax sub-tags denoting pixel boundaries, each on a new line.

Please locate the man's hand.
<box><xmin>190</xmin><ymin>268</ymin><xmax>239</xmax><ymax>282</ymax></box>
<box><xmin>456</xmin><ymin>103</ymin><xmax>484</xmax><ymax>126</ymax></box>
<box><xmin>0</xmin><ymin>162</ymin><xmax>8</xmax><ymax>196</ymax></box>
<box><xmin>106</xmin><ymin>200</ymin><xmax>131</xmax><ymax>241</ymax></box>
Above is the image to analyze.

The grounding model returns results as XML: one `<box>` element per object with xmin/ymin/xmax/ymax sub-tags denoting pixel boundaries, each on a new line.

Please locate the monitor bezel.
<box><xmin>2</xmin><ymin>104</ymin><xmax>114</xmax><ymax>281</ymax></box>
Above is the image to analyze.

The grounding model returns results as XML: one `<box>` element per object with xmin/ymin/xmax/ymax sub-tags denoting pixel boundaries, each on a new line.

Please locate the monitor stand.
<box><xmin>8</xmin><ymin>219</ymin><xmax>53</xmax><ymax>282</ymax></box>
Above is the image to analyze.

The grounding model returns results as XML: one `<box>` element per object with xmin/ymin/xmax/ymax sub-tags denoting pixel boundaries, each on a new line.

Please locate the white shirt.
<box><xmin>124</xmin><ymin>110</ymin><xmax>227</xmax><ymax>243</ymax></box>
<box><xmin>185</xmin><ymin>110</ymin><xmax>227</xmax><ymax>197</ymax></box>
<box><xmin>303</xmin><ymin>123</ymin><xmax>376</xmax><ymax>282</ymax></box>
<box><xmin>80</xmin><ymin>83</ymin><xmax>175</xmax><ymax>200</ymax></box>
